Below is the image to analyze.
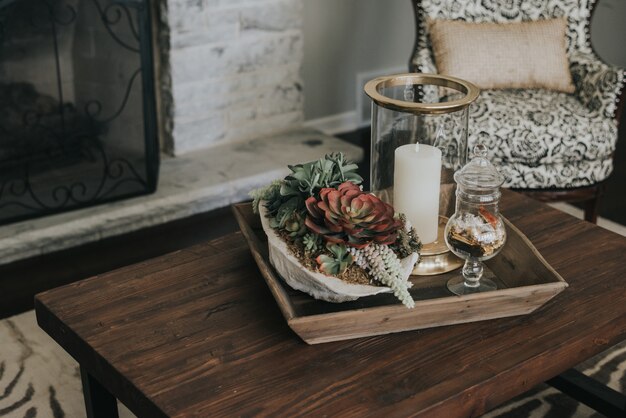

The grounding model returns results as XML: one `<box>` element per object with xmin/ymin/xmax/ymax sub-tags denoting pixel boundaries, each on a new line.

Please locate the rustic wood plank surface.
<box><xmin>35</xmin><ymin>190</ymin><xmax>626</xmax><ymax>418</ymax></box>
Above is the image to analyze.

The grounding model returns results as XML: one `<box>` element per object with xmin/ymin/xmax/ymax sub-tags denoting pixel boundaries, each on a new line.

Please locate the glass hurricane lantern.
<box><xmin>364</xmin><ymin>73</ymin><xmax>480</xmax><ymax>275</ymax></box>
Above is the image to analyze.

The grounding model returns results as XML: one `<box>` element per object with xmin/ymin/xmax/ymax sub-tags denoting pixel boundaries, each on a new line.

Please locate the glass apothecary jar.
<box><xmin>445</xmin><ymin>144</ymin><xmax>507</xmax><ymax>295</ymax></box>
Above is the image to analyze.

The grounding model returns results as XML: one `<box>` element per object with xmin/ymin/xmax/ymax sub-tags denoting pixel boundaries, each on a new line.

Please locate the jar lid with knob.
<box><xmin>454</xmin><ymin>144</ymin><xmax>504</xmax><ymax>202</ymax></box>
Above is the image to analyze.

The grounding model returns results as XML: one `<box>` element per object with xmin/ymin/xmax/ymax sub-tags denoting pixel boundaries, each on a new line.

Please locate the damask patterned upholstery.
<box><xmin>411</xmin><ymin>0</ymin><xmax>625</xmax><ymax>189</ymax></box>
<box><xmin>470</xmin><ymin>89</ymin><xmax>617</xmax><ymax>188</ymax></box>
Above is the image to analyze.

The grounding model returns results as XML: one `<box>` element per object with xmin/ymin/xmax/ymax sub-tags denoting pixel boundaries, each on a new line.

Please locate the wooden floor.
<box><xmin>2</xmin><ymin>118</ymin><xmax>625</xmax><ymax>319</ymax></box>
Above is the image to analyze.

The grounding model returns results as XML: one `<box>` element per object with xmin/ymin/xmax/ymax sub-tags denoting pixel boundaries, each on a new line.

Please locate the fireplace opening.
<box><xmin>0</xmin><ymin>0</ymin><xmax>159</xmax><ymax>225</ymax></box>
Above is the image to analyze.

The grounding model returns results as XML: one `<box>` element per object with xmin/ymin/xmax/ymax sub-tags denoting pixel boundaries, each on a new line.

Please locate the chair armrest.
<box><xmin>570</xmin><ymin>51</ymin><xmax>625</xmax><ymax>119</ymax></box>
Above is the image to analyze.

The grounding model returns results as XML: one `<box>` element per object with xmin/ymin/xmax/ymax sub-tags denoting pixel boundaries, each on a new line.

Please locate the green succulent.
<box><xmin>305</xmin><ymin>181</ymin><xmax>402</xmax><ymax>249</ymax></box>
<box><xmin>316</xmin><ymin>243</ymin><xmax>353</xmax><ymax>275</ymax></box>
<box><xmin>283</xmin><ymin>212</ymin><xmax>307</xmax><ymax>238</ymax></box>
<box><xmin>250</xmin><ymin>153</ymin><xmax>363</xmax><ymax>237</ymax></box>
<box><xmin>352</xmin><ymin>243</ymin><xmax>415</xmax><ymax>308</ymax></box>
<box><xmin>250</xmin><ymin>180</ymin><xmax>281</xmax><ymax>214</ymax></box>
<box><xmin>269</xmin><ymin>198</ymin><xmax>301</xmax><ymax>229</ymax></box>
<box><xmin>391</xmin><ymin>214</ymin><xmax>422</xmax><ymax>258</ymax></box>
<box><xmin>302</xmin><ymin>233</ymin><xmax>322</xmax><ymax>254</ymax></box>
<box><xmin>327</xmin><ymin>153</ymin><xmax>363</xmax><ymax>185</ymax></box>
<box><xmin>282</xmin><ymin>153</ymin><xmax>363</xmax><ymax>199</ymax></box>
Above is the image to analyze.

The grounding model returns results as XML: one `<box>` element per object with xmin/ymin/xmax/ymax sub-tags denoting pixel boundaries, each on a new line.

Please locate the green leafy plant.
<box><xmin>251</xmin><ymin>153</ymin><xmax>362</xmax><ymax>233</ymax></box>
<box><xmin>391</xmin><ymin>214</ymin><xmax>422</xmax><ymax>258</ymax></box>
<box><xmin>282</xmin><ymin>152</ymin><xmax>363</xmax><ymax>199</ymax></box>
<box><xmin>282</xmin><ymin>212</ymin><xmax>307</xmax><ymax>238</ymax></box>
<box><xmin>269</xmin><ymin>198</ymin><xmax>301</xmax><ymax>229</ymax></box>
<box><xmin>316</xmin><ymin>243</ymin><xmax>353</xmax><ymax>275</ymax></box>
<box><xmin>302</xmin><ymin>233</ymin><xmax>322</xmax><ymax>254</ymax></box>
<box><xmin>250</xmin><ymin>180</ymin><xmax>281</xmax><ymax>214</ymax></box>
<box><xmin>305</xmin><ymin>181</ymin><xmax>403</xmax><ymax>249</ymax></box>
<box><xmin>251</xmin><ymin>153</ymin><xmax>420</xmax><ymax>309</ymax></box>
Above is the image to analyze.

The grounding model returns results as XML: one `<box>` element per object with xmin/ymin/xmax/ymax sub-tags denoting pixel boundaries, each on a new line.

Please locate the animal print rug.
<box><xmin>0</xmin><ymin>311</ymin><xmax>134</xmax><ymax>418</ymax></box>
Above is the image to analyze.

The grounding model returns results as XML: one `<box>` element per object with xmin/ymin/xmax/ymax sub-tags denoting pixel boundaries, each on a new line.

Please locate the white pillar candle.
<box><xmin>394</xmin><ymin>143</ymin><xmax>442</xmax><ymax>244</ymax></box>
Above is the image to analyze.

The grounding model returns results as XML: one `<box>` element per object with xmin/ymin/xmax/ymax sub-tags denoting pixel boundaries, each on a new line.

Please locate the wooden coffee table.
<box><xmin>35</xmin><ymin>191</ymin><xmax>626</xmax><ymax>417</ymax></box>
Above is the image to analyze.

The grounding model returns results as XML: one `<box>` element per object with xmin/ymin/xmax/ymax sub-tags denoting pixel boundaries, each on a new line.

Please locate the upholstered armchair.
<box><xmin>410</xmin><ymin>0</ymin><xmax>625</xmax><ymax>223</ymax></box>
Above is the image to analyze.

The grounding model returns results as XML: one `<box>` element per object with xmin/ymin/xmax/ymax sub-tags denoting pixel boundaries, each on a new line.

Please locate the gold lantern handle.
<box><xmin>364</xmin><ymin>73</ymin><xmax>480</xmax><ymax>115</ymax></box>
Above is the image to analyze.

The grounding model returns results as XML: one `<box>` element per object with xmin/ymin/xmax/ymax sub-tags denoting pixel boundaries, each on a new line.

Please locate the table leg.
<box><xmin>80</xmin><ymin>366</ymin><xmax>119</xmax><ymax>418</ymax></box>
<box><xmin>547</xmin><ymin>369</ymin><xmax>626</xmax><ymax>418</ymax></box>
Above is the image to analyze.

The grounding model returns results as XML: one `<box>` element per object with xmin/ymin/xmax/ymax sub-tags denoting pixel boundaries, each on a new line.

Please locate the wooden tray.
<box><xmin>233</xmin><ymin>202</ymin><xmax>567</xmax><ymax>344</ymax></box>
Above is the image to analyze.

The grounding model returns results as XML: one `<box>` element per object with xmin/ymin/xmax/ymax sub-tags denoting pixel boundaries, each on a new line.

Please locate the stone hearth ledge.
<box><xmin>0</xmin><ymin>128</ymin><xmax>363</xmax><ymax>265</ymax></box>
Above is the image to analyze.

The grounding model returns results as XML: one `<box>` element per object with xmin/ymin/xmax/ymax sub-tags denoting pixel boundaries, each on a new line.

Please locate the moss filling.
<box><xmin>276</xmin><ymin>230</ymin><xmax>378</xmax><ymax>287</ymax></box>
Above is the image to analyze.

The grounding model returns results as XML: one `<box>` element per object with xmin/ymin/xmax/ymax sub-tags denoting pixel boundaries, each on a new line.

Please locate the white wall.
<box><xmin>591</xmin><ymin>0</ymin><xmax>626</xmax><ymax>68</ymax></box>
<box><xmin>302</xmin><ymin>0</ymin><xmax>626</xmax><ymax>122</ymax></box>
<box><xmin>302</xmin><ymin>0</ymin><xmax>414</xmax><ymax>121</ymax></box>
<box><xmin>166</xmin><ymin>0</ymin><xmax>304</xmax><ymax>155</ymax></box>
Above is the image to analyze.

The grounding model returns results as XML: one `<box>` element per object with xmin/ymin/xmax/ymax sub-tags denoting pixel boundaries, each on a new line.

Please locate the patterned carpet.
<box><xmin>0</xmin><ymin>311</ymin><xmax>134</xmax><ymax>418</ymax></box>
<box><xmin>1</xmin><ymin>206</ymin><xmax>624</xmax><ymax>417</ymax></box>
<box><xmin>485</xmin><ymin>341</ymin><xmax>626</xmax><ymax>417</ymax></box>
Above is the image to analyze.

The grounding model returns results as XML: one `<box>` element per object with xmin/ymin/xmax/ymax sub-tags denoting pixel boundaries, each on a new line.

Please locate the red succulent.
<box><xmin>304</xmin><ymin>181</ymin><xmax>402</xmax><ymax>249</ymax></box>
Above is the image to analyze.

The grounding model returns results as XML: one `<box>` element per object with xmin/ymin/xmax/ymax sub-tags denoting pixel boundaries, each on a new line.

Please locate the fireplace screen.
<box><xmin>0</xmin><ymin>0</ymin><xmax>159</xmax><ymax>225</ymax></box>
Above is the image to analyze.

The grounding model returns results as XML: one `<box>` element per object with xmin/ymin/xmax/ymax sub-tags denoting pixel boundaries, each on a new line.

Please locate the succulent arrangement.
<box><xmin>251</xmin><ymin>153</ymin><xmax>421</xmax><ymax>308</ymax></box>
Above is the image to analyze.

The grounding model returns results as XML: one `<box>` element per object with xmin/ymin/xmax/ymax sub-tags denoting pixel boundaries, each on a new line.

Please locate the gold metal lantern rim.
<box><xmin>364</xmin><ymin>73</ymin><xmax>480</xmax><ymax>115</ymax></box>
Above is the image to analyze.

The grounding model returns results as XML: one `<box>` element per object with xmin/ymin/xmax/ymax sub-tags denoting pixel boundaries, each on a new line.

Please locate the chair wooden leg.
<box><xmin>583</xmin><ymin>188</ymin><xmax>603</xmax><ymax>224</ymax></box>
<box><xmin>584</xmin><ymin>197</ymin><xmax>600</xmax><ymax>224</ymax></box>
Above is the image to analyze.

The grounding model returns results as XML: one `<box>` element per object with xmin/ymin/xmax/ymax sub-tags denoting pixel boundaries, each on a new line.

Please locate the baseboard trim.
<box><xmin>304</xmin><ymin>111</ymin><xmax>362</xmax><ymax>135</ymax></box>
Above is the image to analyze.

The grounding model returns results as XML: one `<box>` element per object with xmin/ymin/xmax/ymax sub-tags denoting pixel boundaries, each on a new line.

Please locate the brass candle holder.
<box><xmin>412</xmin><ymin>216</ymin><xmax>463</xmax><ymax>276</ymax></box>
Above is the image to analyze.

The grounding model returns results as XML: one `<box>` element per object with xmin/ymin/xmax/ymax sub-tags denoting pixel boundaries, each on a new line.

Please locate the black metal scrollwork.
<box><xmin>0</xmin><ymin>0</ymin><xmax>159</xmax><ymax>225</ymax></box>
<box><xmin>93</xmin><ymin>0</ymin><xmax>140</xmax><ymax>52</ymax></box>
<box><xmin>85</xmin><ymin>68</ymin><xmax>142</xmax><ymax>123</ymax></box>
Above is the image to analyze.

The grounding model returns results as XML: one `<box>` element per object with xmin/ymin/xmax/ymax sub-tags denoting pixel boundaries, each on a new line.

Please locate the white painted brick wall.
<box><xmin>166</xmin><ymin>0</ymin><xmax>304</xmax><ymax>155</ymax></box>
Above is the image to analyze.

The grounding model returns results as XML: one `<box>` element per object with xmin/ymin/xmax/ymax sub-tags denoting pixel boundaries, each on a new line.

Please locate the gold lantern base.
<box><xmin>412</xmin><ymin>216</ymin><xmax>463</xmax><ymax>276</ymax></box>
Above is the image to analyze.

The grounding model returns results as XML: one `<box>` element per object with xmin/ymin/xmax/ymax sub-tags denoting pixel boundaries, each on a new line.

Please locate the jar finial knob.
<box><xmin>473</xmin><ymin>143</ymin><xmax>487</xmax><ymax>158</ymax></box>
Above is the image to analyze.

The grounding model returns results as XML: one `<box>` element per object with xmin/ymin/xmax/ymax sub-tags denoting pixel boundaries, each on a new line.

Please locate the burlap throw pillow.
<box><xmin>428</xmin><ymin>18</ymin><xmax>575</xmax><ymax>93</ymax></box>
